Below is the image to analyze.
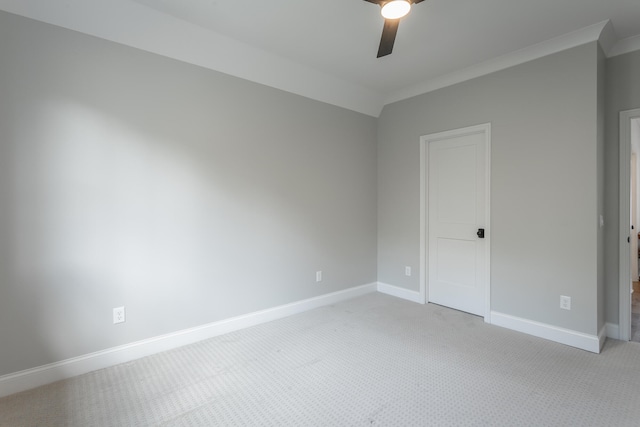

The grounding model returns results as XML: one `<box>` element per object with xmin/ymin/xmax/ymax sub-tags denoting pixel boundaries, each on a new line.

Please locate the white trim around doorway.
<box><xmin>419</xmin><ymin>123</ymin><xmax>492</xmax><ymax>322</ymax></box>
<box><xmin>619</xmin><ymin>108</ymin><xmax>640</xmax><ymax>342</ymax></box>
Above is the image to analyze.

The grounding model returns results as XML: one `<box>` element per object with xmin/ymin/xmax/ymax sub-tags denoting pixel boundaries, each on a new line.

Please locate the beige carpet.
<box><xmin>2</xmin><ymin>293</ymin><xmax>640</xmax><ymax>426</ymax></box>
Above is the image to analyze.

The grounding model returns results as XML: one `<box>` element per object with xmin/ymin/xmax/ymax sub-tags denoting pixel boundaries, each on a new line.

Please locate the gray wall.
<box><xmin>0</xmin><ymin>11</ymin><xmax>378</xmax><ymax>376</ymax></box>
<box><xmin>604</xmin><ymin>49</ymin><xmax>640</xmax><ymax>326</ymax></box>
<box><xmin>378</xmin><ymin>43</ymin><xmax>601</xmax><ymax>335</ymax></box>
<box><xmin>1</xmin><ymin>7</ymin><xmax>635</xmax><ymax>379</ymax></box>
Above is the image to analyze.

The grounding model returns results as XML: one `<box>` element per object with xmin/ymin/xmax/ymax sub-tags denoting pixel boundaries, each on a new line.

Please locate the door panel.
<box><xmin>436</xmin><ymin>238</ymin><xmax>476</xmax><ymax>287</ymax></box>
<box><xmin>436</xmin><ymin>145</ymin><xmax>477</xmax><ymax>224</ymax></box>
<box><xmin>428</xmin><ymin>131</ymin><xmax>486</xmax><ymax>316</ymax></box>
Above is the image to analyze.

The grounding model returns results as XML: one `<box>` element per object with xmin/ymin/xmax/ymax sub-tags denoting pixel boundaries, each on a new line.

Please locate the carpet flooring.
<box><xmin>2</xmin><ymin>293</ymin><xmax>640</xmax><ymax>426</ymax></box>
<box><xmin>632</xmin><ymin>282</ymin><xmax>640</xmax><ymax>342</ymax></box>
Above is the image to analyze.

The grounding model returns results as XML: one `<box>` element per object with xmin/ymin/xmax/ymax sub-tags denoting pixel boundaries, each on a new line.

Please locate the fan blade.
<box><xmin>377</xmin><ymin>19</ymin><xmax>399</xmax><ymax>58</ymax></box>
<box><xmin>363</xmin><ymin>0</ymin><xmax>384</xmax><ymax>3</ymax></box>
<box><xmin>411</xmin><ymin>0</ymin><xmax>425</xmax><ymax>3</ymax></box>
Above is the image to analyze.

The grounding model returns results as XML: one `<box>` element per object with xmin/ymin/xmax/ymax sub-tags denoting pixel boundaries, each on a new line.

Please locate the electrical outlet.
<box><xmin>316</xmin><ymin>271</ymin><xmax>322</xmax><ymax>282</ymax></box>
<box><xmin>113</xmin><ymin>306</ymin><xmax>125</xmax><ymax>324</ymax></box>
<box><xmin>560</xmin><ymin>296</ymin><xmax>571</xmax><ymax>310</ymax></box>
<box><xmin>405</xmin><ymin>266</ymin><xmax>412</xmax><ymax>276</ymax></box>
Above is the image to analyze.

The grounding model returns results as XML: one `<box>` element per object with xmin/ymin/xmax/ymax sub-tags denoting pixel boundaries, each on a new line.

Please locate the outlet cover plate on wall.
<box><xmin>113</xmin><ymin>307</ymin><xmax>125</xmax><ymax>324</ymax></box>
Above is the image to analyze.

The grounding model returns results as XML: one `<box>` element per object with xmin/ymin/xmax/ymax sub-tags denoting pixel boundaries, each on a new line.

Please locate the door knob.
<box><xmin>477</xmin><ymin>228</ymin><xmax>485</xmax><ymax>238</ymax></box>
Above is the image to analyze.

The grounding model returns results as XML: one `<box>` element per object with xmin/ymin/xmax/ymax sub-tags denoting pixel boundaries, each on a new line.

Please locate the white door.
<box><xmin>428</xmin><ymin>129</ymin><xmax>488</xmax><ymax>316</ymax></box>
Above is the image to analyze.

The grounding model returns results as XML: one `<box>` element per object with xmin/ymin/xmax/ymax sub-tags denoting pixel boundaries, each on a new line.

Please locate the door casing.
<box><xmin>619</xmin><ymin>109</ymin><xmax>640</xmax><ymax>341</ymax></box>
<box><xmin>420</xmin><ymin>123</ymin><xmax>492</xmax><ymax>322</ymax></box>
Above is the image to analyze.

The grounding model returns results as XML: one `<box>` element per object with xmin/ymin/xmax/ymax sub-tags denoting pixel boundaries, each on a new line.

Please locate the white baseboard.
<box><xmin>491</xmin><ymin>311</ymin><xmax>602</xmax><ymax>353</ymax></box>
<box><xmin>0</xmin><ymin>283</ymin><xmax>377</xmax><ymax>398</ymax></box>
<box><xmin>377</xmin><ymin>282</ymin><xmax>423</xmax><ymax>304</ymax></box>
<box><xmin>598</xmin><ymin>325</ymin><xmax>607</xmax><ymax>351</ymax></box>
<box><xmin>605</xmin><ymin>322</ymin><xmax>620</xmax><ymax>340</ymax></box>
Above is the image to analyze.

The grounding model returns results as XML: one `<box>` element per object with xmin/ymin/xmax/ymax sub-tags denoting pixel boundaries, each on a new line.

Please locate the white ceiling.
<box><xmin>1</xmin><ymin>0</ymin><xmax>640</xmax><ymax>116</ymax></box>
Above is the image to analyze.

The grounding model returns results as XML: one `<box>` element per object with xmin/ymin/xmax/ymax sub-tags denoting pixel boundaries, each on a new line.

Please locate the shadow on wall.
<box><xmin>0</xmin><ymin>39</ymin><xmax>376</xmax><ymax>380</ymax></box>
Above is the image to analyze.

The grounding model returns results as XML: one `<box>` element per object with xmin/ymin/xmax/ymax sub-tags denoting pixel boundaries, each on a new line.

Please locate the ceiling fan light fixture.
<box><xmin>380</xmin><ymin>0</ymin><xmax>411</xmax><ymax>20</ymax></box>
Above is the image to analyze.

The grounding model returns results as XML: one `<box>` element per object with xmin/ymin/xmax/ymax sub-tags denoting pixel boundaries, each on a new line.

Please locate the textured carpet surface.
<box><xmin>632</xmin><ymin>283</ymin><xmax>640</xmax><ymax>342</ymax></box>
<box><xmin>2</xmin><ymin>293</ymin><xmax>640</xmax><ymax>426</ymax></box>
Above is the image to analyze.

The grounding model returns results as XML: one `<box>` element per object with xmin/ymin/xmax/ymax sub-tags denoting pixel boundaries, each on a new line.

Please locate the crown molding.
<box><xmin>384</xmin><ymin>20</ymin><xmax>611</xmax><ymax>106</ymax></box>
<box><xmin>1</xmin><ymin>0</ymin><xmax>637</xmax><ymax>118</ymax></box>
<box><xmin>0</xmin><ymin>0</ymin><xmax>384</xmax><ymax>117</ymax></box>
<box><xmin>598</xmin><ymin>20</ymin><xmax>617</xmax><ymax>56</ymax></box>
<box><xmin>608</xmin><ymin>34</ymin><xmax>640</xmax><ymax>58</ymax></box>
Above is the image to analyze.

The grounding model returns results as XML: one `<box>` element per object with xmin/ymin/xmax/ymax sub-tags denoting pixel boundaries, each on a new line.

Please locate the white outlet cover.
<box><xmin>113</xmin><ymin>306</ymin><xmax>125</xmax><ymax>324</ymax></box>
<box><xmin>560</xmin><ymin>296</ymin><xmax>571</xmax><ymax>310</ymax></box>
<box><xmin>405</xmin><ymin>266</ymin><xmax>412</xmax><ymax>276</ymax></box>
<box><xmin>316</xmin><ymin>271</ymin><xmax>322</xmax><ymax>282</ymax></box>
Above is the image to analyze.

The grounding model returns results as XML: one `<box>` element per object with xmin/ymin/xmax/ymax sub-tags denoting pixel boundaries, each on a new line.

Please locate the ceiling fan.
<box><xmin>364</xmin><ymin>0</ymin><xmax>425</xmax><ymax>58</ymax></box>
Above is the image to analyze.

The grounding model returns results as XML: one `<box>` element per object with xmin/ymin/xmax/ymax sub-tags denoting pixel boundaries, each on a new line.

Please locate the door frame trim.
<box><xmin>419</xmin><ymin>123</ymin><xmax>492</xmax><ymax>322</ymax></box>
<box><xmin>619</xmin><ymin>108</ymin><xmax>640</xmax><ymax>341</ymax></box>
